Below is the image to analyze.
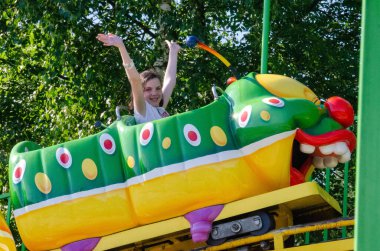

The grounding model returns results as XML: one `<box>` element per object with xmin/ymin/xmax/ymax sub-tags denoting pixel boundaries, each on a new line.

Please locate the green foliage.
<box><xmin>0</xmin><ymin>0</ymin><xmax>360</xmax><ymax>247</ymax></box>
<box><xmin>270</xmin><ymin>0</ymin><xmax>361</xmax><ymax>109</ymax></box>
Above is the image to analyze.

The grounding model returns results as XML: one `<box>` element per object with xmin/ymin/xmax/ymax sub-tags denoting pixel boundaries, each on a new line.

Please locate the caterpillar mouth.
<box><xmin>291</xmin><ymin>129</ymin><xmax>356</xmax><ymax>184</ymax></box>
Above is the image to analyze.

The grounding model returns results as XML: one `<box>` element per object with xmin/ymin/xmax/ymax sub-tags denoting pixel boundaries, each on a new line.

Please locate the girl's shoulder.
<box><xmin>134</xmin><ymin>101</ymin><xmax>169</xmax><ymax>123</ymax></box>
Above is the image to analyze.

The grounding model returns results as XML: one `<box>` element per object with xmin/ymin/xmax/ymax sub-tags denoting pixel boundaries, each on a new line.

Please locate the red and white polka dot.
<box><xmin>100</xmin><ymin>133</ymin><xmax>116</xmax><ymax>154</ymax></box>
<box><xmin>184</xmin><ymin>124</ymin><xmax>201</xmax><ymax>146</ymax></box>
<box><xmin>262</xmin><ymin>97</ymin><xmax>285</xmax><ymax>108</ymax></box>
<box><xmin>13</xmin><ymin>159</ymin><xmax>26</xmax><ymax>184</ymax></box>
<box><xmin>238</xmin><ymin>105</ymin><xmax>252</xmax><ymax>128</ymax></box>
<box><xmin>56</xmin><ymin>147</ymin><xmax>72</xmax><ymax>168</ymax></box>
<box><xmin>140</xmin><ymin>122</ymin><xmax>154</xmax><ymax>146</ymax></box>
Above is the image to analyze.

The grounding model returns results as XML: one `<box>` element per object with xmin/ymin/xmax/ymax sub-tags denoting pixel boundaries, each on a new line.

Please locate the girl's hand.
<box><xmin>96</xmin><ymin>33</ymin><xmax>124</xmax><ymax>48</ymax></box>
<box><xmin>165</xmin><ymin>40</ymin><xmax>181</xmax><ymax>54</ymax></box>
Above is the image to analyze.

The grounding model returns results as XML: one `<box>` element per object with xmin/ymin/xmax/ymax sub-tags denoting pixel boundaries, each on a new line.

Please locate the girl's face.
<box><xmin>143</xmin><ymin>78</ymin><xmax>163</xmax><ymax>107</ymax></box>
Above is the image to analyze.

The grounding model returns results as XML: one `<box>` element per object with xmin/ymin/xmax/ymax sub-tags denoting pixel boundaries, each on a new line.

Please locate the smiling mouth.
<box><xmin>291</xmin><ymin>129</ymin><xmax>356</xmax><ymax>181</ymax></box>
<box><xmin>149</xmin><ymin>97</ymin><xmax>160</xmax><ymax>103</ymax></box>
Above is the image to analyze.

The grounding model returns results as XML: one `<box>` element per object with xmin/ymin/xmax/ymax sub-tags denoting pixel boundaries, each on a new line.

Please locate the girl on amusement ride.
<box><xmin>97</xmin><ymin>33</ymin><xmax>181</xmax><ymax>123</ymax></box>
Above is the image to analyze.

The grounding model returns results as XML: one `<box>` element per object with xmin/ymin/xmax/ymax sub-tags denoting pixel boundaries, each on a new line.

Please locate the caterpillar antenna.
<box><xmin>186</xmin><ymin>35</ymin><xmax>240</xmax><ymax>79</ymax></box>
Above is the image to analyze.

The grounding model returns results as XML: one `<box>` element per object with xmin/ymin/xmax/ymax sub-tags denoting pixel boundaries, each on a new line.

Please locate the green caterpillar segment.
<box><xmin>9</xmin><ymin>73</ymin><xmax>327</xmax><ymax>209</ymax></box>
<box><xmin>10</xmin><ymin>94</ymin><xmax>239</xmax><ymax>209</ymax></box>
<box><xmin>10</xmin><ymin>129</ymin><xmax>126</xmax><ymax>209</ymax></box>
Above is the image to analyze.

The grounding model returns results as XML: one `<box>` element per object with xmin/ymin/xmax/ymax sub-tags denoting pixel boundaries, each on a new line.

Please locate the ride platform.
<box><xmin>51</xmin><ymin>181</ymin><xmax>345</xmax><ymax>251</ymax></box>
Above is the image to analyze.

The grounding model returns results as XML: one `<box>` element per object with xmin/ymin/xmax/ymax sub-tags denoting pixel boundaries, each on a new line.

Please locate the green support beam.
<box><xmin>355</xmin><ymin>1</ymin><xmax>380</xmax><ymax>250</ymax></box>
<box><xmin>260</xmin><ymin>0</ymin><xmax>270</xmax><ymax>74</ymax></box>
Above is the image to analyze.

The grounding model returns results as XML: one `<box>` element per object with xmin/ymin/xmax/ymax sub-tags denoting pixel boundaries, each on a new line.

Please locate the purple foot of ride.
<box><xmin>61</xmin><ymin>237</ymin><xmax>100</xmax><ymax>251</ymax></box>
<box><xmin>185</xmin><ymin>205</ymin><xmax>224</xmax><ymax>242</ymax></box>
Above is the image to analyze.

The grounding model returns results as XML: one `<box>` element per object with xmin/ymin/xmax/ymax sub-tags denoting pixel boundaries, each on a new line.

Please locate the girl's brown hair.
<box><xmin>140</xmin><ymin>69</ymin><xmax>162</xmax><ymax>86</ymax></box>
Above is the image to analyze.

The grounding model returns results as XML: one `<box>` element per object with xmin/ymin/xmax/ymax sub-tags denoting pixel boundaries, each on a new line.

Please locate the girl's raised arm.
<box><xmin>162</xmin><ymin>40</ymin><xmax>181</xmax><ymax>108</ymax></box>
<box><xmin>96</xmin><ymin>33</ymin><xmax>146</xmax><ymax>116</ymax></box>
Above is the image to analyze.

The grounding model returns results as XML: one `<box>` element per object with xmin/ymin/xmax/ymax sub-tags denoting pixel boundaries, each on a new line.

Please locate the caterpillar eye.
<box><xmin>238</xmin><ymin>105</ymin><xmax>252</xmax><ymax>128</ymax></box>
<box><xmin>100</xmin><ymin>133</ymin><xmax>116</xmax><ymax>154</ymax></box>
<box><xmin>184</xmin><ymin>124</ymin><xmax>201</xmax><ymax>146</ymax></box>
<box><xmin>56</xmin><ymin>147</ymin><xmax>72</xmax><ymax>169</ymax></box>
<box><xmin>262</xmin><ymin>97</ymin><xmax>285</xmax><ymax>108</ymax></box>
<box><xmin>13</xmin><ymin>159</ymin><xmax>26</xmax><ymax>184</ymax></box>
<box><xmin>140</xmin><ymin>123</ymin><xmax>154</xmax><ymax>146</ymax></box>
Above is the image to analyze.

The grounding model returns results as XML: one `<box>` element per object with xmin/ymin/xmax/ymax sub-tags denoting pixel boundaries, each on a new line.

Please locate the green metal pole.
<box><xmin>6</xmin><ymin>196</ymin><xmax>11</xmax><ymax>225</ymax></box>
<box><xmin>304</xmin><ymin>232</ymin><xmax>310</xmax><ymax>245</ymax></box>
<box><xmin>342</xmin><ymin>162</ymin><xmax>349</xmax><ymax>238</ymax></box>
<box><xmin>355</xmin><ymin>1</ymin><xmax>380</xmax><ymax>250</ymax></box>
<box><xmin>323</xmin><ymin>168</ymin><xmax>331</xmax><ymax>241</ymax></box>
<box><xmin>0</xmin><ymin>193</ymin><xmax>11</xmax><ymax>224</ymax></box>
<box><xmin>261</xmin><ymin>0</ymin><xmax>270</xmax><ymax>74</ymax></box>
<box><xmin>304</xmin><ymin>174</ymin><xmax>313</xmax><ymax>244</ymax></box>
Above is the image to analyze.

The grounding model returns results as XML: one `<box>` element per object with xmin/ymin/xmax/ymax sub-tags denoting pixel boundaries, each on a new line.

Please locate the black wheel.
<box><xmin>206</xmin><ymin>237</ymin><xmax>227</xmax><ymax>246</ymax></box>
<box><xmin>250</xmin><ymin>211</ymin><xmax>274</xmax><ymax>236</ymax></box>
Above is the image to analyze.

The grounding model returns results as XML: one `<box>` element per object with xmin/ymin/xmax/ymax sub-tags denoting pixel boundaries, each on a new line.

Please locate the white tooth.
<box><xmin>334</xmin><ymin>142</ymin><xmax>349</xmax><ymax>155</ymax></box>
<box><xmin>313</xmin><ymin>157</ymin><xmax>326</xmax><ymax>169</ymax></box>
<box><xmin>338</xmin><ymin>152</ymin><xmax>351</xmax><ymax>163</ymax></box>
<box><xmin>319</xmin><ymin>144</ymin><xmax>335</xmax><ymax>155</ymax></box>
<box><xmin>300</xmin><ymin>144</ymin><xmax>315</xmax><ymax>154</ymax></box>
<box><xmin>324</xmin><ymin>156</ymin><xmax>338</xmax><ymax>168</ymax></box>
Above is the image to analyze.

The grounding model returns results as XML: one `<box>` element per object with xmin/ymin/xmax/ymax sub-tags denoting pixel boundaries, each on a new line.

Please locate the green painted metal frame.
<box><xmin>355</xmin><ymin>1</ymin><xmax>380</xmax><ymax>250</ymax></box>
<box><xmin>0</xmin><ymin>194</ymin><xmax>26</xmax><ymax>250</ymax></box>
<box><xmin>0</xmin><ymin>193</ymin><xmax>11</xmax><ymax>225</ymax></box>
<box><xmin>323</xmin><ymin>168</ymin><xmax>331</xmax><ymax>241</ymax></box>
<box><xmin>342</xmin><ymin>162</ymin><xmax>349</xmax><ymax>238</ymax></box>
<box><xmin>260</xmin><ymin>0</ymin><xmax>270</xmax><ymax>73</ymax></box>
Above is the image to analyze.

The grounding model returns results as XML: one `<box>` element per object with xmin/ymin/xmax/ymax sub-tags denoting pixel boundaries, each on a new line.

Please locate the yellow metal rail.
<box><xmin>206</xmin><ymin>218</ymin><xmax>354</xmax><ymax>251</ymax></box>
